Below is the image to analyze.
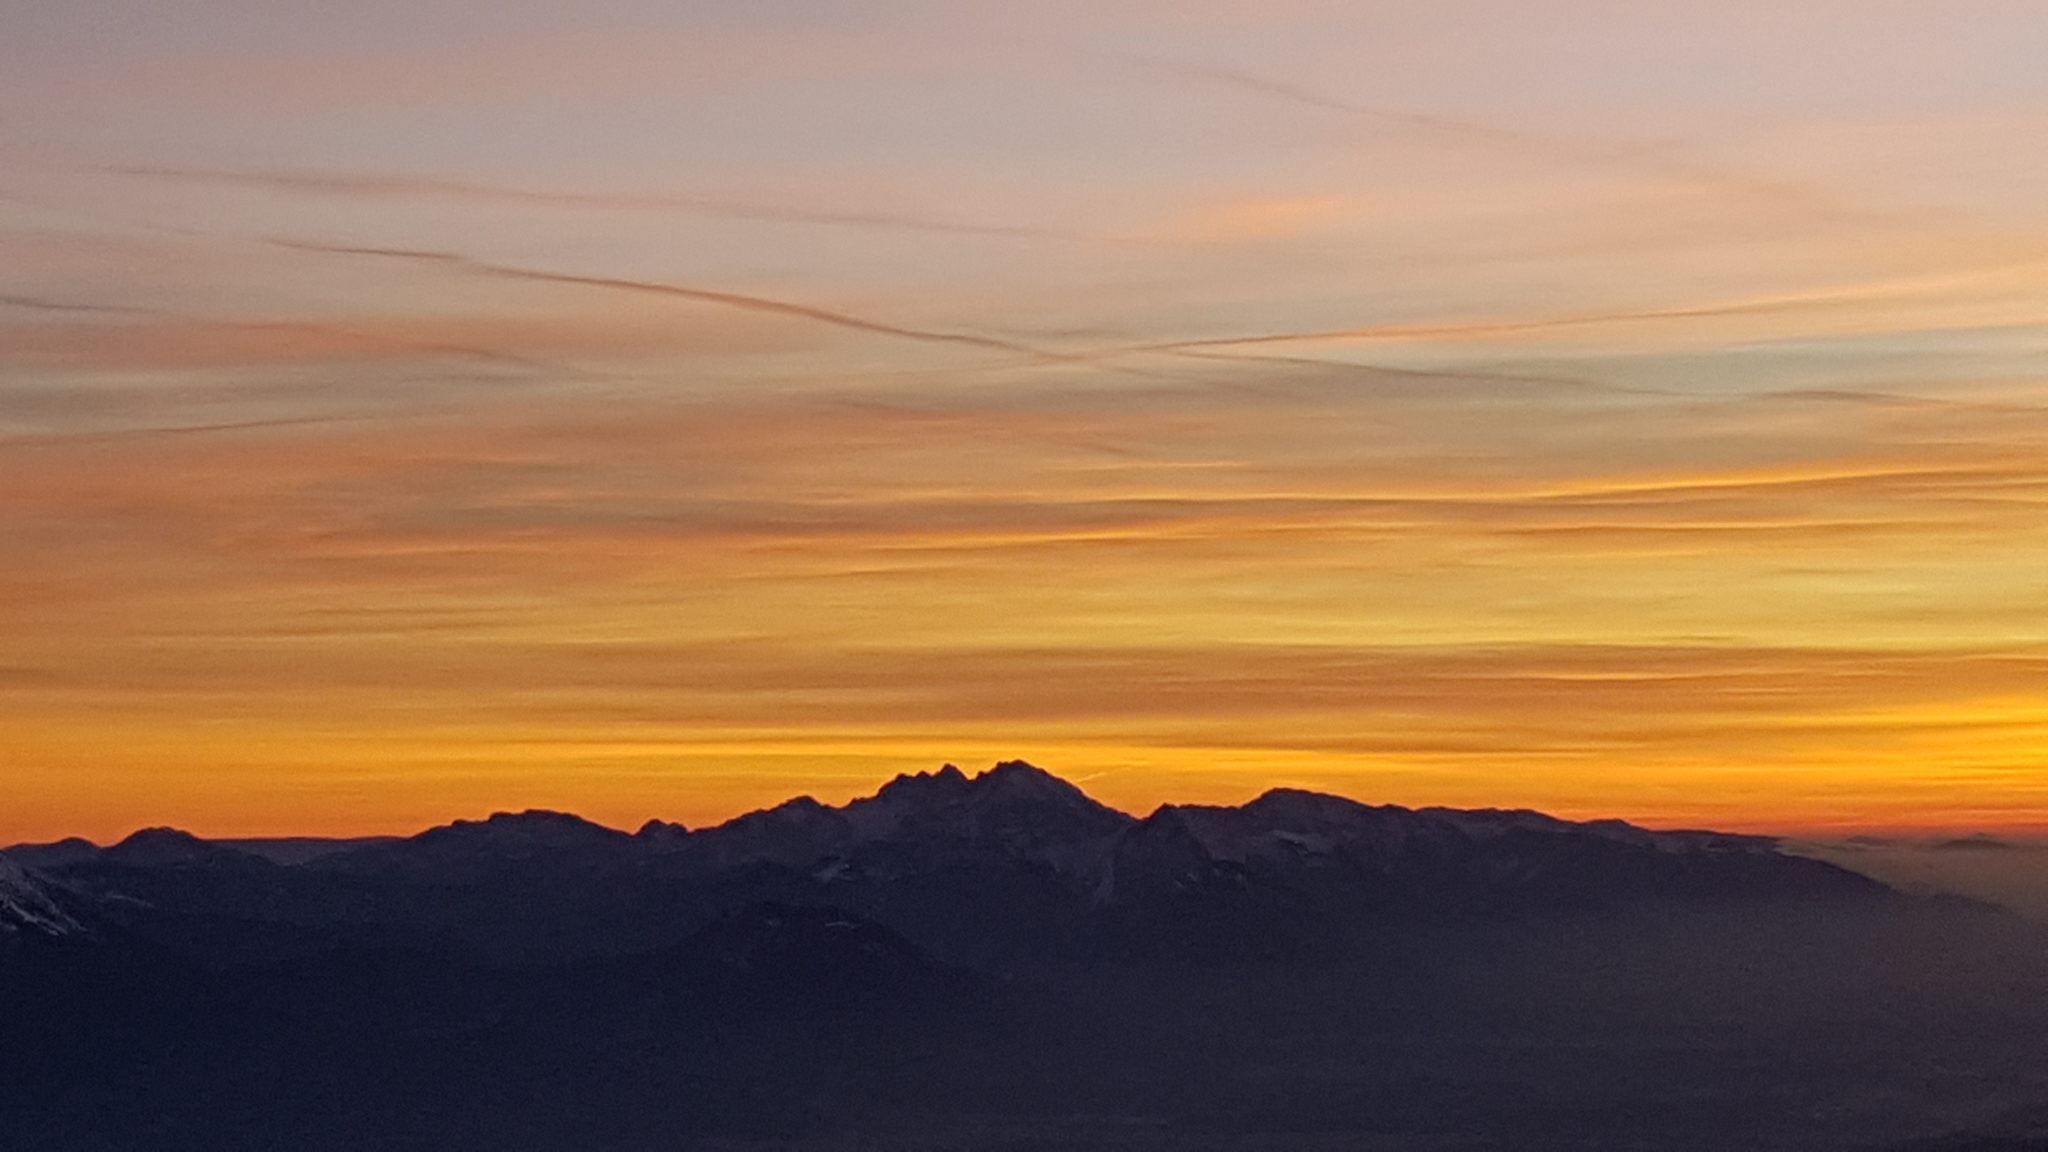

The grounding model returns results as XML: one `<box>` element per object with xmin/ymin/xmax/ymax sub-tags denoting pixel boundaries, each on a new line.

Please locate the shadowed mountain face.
<box><xmin>5</xmin><ymin>763</ymin><xmax>2046</xmax><ymax>1151</ymax></box>
<box><xmin>0</xmin><ymin>856</ymin><xmax>83</xmax><ymax>942</ymax></box>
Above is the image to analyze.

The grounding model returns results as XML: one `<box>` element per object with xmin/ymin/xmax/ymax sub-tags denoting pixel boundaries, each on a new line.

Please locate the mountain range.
<box><xmin>2</xmin><ymin>760</ymin><xmax>1887</xmax><ymax>963</ymax></box>
<box><xmin>4</xmin><ymin>762</ymin><xmax>2043</xmax><ymax>1152</ymax></box>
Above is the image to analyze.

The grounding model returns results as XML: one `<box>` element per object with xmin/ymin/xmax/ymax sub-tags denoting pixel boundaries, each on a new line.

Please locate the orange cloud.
<box><xmin>5</xmin><ymin>366</ymin><xmax>2048</xmax><ymax>841</ymax></box>
<box><xmin>1155</xmin><ymin>194</ymin><xmax>1360</xmax><ymax>243</ymax></box>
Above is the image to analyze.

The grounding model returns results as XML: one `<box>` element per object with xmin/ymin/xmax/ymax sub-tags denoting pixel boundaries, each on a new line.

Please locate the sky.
<box><xmin>6</xmin><ymin>0</ymin><xmax>2048</xmax><ymax>841</ymax></box>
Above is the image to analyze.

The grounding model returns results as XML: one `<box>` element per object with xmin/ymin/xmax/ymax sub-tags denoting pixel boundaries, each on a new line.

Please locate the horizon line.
<box><xmin>11</xmin><ymin>760</ymin><xmax>2048</xmax><ymax>851</ymax></box>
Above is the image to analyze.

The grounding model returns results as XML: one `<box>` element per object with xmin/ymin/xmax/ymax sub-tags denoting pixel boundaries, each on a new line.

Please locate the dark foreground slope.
<box><xmin>7</xmin><ymin>763</ymin><xmax>2048</xmax><ymax>1151</ymax></box>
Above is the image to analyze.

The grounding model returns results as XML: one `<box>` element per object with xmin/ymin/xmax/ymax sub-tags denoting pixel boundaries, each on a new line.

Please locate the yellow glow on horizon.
<box><xmin>8</xmin><ymin>4</ymin><xmax>2048</xmax><ymax>845</ymax></box>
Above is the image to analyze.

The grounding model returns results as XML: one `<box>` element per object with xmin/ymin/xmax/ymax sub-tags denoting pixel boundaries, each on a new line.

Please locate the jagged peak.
<box><xmin>975</xmin><ymin>759</ymin><xmax>1084</xmax><ymax>797</ymax></box>
<box><xmin>758</xmin><ymin>794</ymin><xmax>839</xmax><ymax>820</ymax></box>
<box><xmin>704</xmin><ymin>763</ymin><xmax>1132</xmax><ymax>837</ymax></box>
<box><xmin>860</xmin><ymin>760</ymin><xmax>1131</xmax><ymax>832</ymax></box>
<box><xmin>1133</xmin><ymin>802</ymin><xmax>1203</xmax><ymax>829</ymax></box>
<box><xmin>875</xmin><ymin>763</ymin><xmax>971</xmax><ymax>800</ymax></box>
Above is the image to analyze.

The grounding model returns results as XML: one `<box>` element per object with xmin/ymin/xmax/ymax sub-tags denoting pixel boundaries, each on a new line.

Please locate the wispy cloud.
<box><xmin>104</xmin><ymin>165</ymin><xmax>1104</xmax><ymax>244</ymax></box>
<box><xmin>8</xmin><ymin>365</ymin><xmax>2048</xmax><ymax>836</ymax></box>
<box><xmin>0</xmin><ymin>308</ymin><xmax>584</xmax><ymax>378</ymax></box>
<box><xmin>1133</xmin><ymin>56</ymin><xmax>1857</xmax><ymax>220</ymax></box>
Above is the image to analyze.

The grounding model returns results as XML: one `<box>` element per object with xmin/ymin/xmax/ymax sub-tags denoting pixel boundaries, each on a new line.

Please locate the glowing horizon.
<box><xmin>7</xmin><ymin>1</ymin><xmax>2048</xmax><ymax>843</ymax></box>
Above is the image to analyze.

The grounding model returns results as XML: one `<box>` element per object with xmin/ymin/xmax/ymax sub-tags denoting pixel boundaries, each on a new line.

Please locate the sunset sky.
<box><xmin>7</xmin><ymin>0</ymin><xmax>2048</xmax><ymax>841</ymax></box>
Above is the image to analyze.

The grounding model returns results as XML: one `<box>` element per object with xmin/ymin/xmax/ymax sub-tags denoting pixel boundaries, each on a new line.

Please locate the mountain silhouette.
<box><xmin>5</xmin><ymin>761</ymin><xmax>1895</xmax><ymax>965</ymax></box>
<box><xmin>3</xmin><ymin>762</ymin><xmax>2039</xmax><ymax>1152</ymax></box>
<box><xmin>103</xmin><ymin>826</ymin><xmax>255</xmax><ymax>868</ymax></box>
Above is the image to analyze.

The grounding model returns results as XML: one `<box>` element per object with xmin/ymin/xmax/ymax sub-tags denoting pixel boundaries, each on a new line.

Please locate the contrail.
<box><xmin>1112</xmin><ymin>289</ymin><xmax>1900</xmax><ymax>360</ymax></box>
<box><xmin>234</xmin><ymin>316</ymin><xmax>576</xmax><ymax>376</ymax></box>
<box><xmin>1135</xmin><ymin>57</ymin><xmax>1533</xmax><ymax>146</ymax></box>
<box><xmin>267</xmin><ymin>238</ymin><xmax>1082</xmax><ymax>363</ymax></box>
<box><xmin>0</xmin><ymin>412</ymin><xmax>407</xmax><ymax>448</ymax></box>
<box><xmin>269</xmin><ymin>233</ymin><xmax>1905</xmax><ymax>376</ymax></box>
<box><xmin>0</xmin><ymin>293</ymin><xmax>155</xmax><ymax>316</ymax></box>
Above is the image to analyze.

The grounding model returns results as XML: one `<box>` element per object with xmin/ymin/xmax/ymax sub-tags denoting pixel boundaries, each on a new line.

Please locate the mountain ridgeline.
<box><xmin>3</xmin><ymin>761</ymin><xmax>1885</xmax><ymax>962</ymax></box>
<box><xmin>5</xmin><ymin>763</ymin><xmax>2046</xmax><ymax>1152</ymax></box>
